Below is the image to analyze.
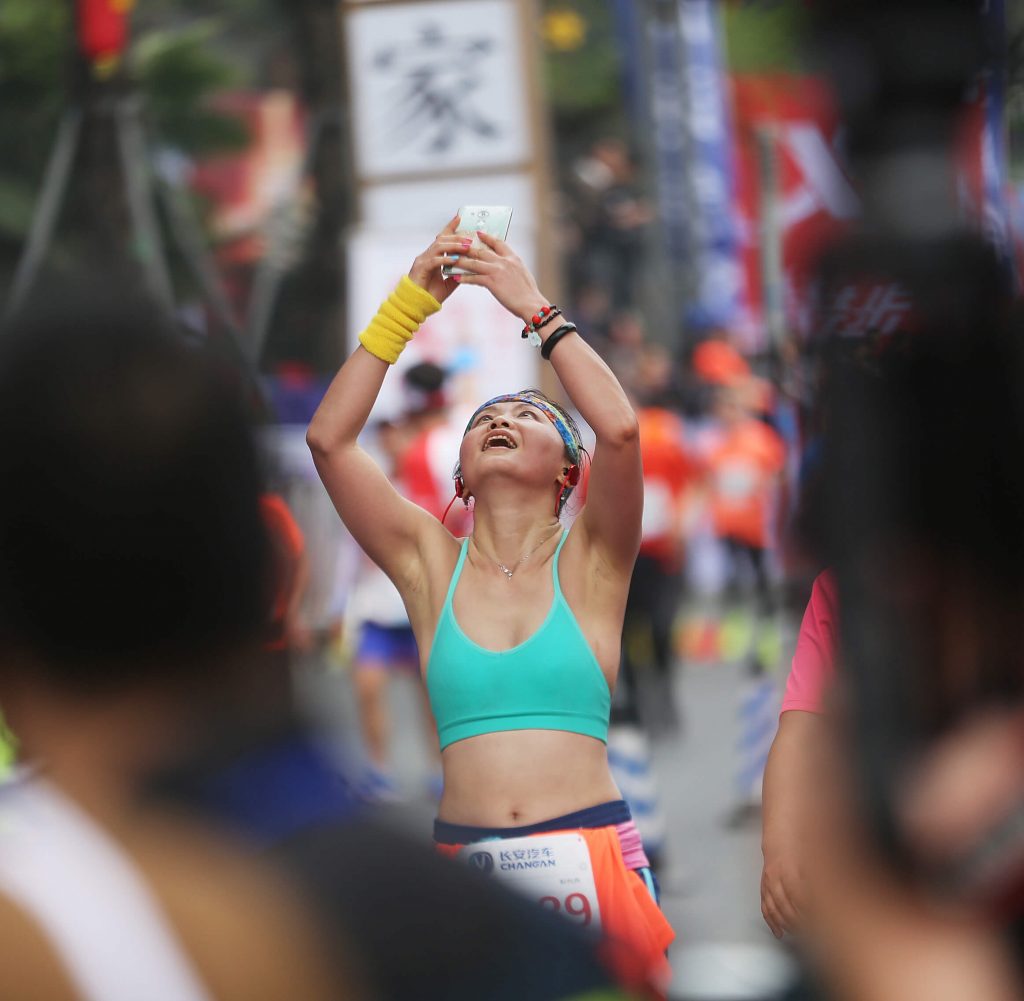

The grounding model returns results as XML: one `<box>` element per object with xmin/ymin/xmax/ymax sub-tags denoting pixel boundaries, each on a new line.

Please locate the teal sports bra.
<box><xmin>426</xmin><ymin>529</ymin><xmax>611</xmax><ymax>751</ymax></box>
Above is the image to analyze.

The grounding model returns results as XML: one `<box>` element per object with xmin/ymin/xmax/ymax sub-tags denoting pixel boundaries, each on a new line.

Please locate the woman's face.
<box><xmin>459</xmin><ymin>400</ymin><xmax>569</xmax><ymax>498</ymax></box>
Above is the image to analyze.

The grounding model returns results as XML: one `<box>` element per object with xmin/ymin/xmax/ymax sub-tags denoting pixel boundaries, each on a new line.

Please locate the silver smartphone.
<box><xmin>442</xmin><ymin>205</ymin><xmax>514</xmax><ymax>278</ymax></box>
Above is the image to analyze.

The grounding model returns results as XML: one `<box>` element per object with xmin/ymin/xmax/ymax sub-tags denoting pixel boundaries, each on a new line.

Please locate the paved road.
<box><xmin>654</xmin><ymin>660</ymin><xmax>795</xmax><ymax>998</ymax></box>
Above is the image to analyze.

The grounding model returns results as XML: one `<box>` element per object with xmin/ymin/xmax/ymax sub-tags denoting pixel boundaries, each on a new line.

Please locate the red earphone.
<box><xmin>555</xmin><ymin>464</ymin><xmax>581</xmax><ymax>515</ymax></box>
<box><xmin>442</xmin><ymin>474</ymin><xmax>469</xmax><ymax>525</ymax></box>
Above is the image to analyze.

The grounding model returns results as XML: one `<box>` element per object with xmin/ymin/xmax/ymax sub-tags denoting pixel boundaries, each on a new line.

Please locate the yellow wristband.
<box><xmin>358</xmin><ymin>275</ymin><xmax>441</xmax><ymax>364</ymax></box>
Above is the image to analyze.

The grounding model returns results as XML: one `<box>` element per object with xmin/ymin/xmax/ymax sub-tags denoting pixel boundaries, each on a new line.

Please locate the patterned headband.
<box><xmin>463</xmin><ymin>392</ymin><xmax>581</xmax><ymax>466</ymax></box>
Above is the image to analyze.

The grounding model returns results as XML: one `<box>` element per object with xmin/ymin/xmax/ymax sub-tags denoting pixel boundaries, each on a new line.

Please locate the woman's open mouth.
<box><xmin>483</xmin><ymin>432</ymin><xmax>517</xmax><ymax>450</ymax></box>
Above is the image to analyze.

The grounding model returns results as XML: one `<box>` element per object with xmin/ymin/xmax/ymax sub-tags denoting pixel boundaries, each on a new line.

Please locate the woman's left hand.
<box><xmin>452</xmin><ymin>230</ymin><xmax>548</xmax><ymax>322</ymax></box>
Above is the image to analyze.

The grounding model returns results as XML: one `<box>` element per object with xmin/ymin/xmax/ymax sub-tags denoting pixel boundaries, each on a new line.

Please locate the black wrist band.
<box><xmin>540</xmin><ymin>323</ymin><xmax>578</xmax><ymax>360</ymax></box>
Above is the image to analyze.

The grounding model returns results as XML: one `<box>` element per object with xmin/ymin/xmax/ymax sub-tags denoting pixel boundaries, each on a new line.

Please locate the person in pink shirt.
<box><xmin>760</xmin><ymin>569</ymin><xmax>838</xmax><ymax>937</ymax></box>
<box><xmin>780</xmin><ymin>570</ymin><xmax>837</xmax><ymax>714</ymax></box>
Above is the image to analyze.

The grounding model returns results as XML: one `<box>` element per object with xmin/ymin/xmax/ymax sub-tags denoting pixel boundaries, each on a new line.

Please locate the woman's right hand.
<box><xmin>408</xmin><ymin>215</ymin><xmax>472</xmax><ymax>304</ymax></box>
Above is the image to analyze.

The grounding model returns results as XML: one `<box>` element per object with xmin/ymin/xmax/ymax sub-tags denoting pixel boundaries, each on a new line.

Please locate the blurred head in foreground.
<box><xmin>808</xmin><ymin>233</ymin><xmax>1024</xmax><ymax>903</ymax></box>
<box><xmin>0</xmin><ymin>283</ymin><xmax>271</xmax><ymax>738</ymax></box>
<box><xmin>0</xmin><ymin>285</ymin><xmax>354</xmax><ymax>1001</ymax></box>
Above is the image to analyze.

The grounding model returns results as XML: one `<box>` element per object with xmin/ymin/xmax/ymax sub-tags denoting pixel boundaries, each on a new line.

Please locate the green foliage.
<box><xmin>134</xmin><ymin>22</ymin><xmax>250</xmax><ymax>155</ymax></box>
<box><xmin>1008</xmin><ymin>0</ymin><xmax>1024</xmax><ymax>181</ymax></box>
<box><xmin>542</xmin><ymin>0</ymin><xmax>623</xmax><ymax>120</ymax></box>
<box><xmin>0</xmin><ymin>1</ymin><xmax>69</xmax><ymax>211</ymax></box>
<box><xmin>0</xmin><ymin>713</ymin><xmax>15</xmax><ymax>776</ymax></box>
<box><xmin>722</xmin><ymin>0</ymin><xmax>810</xmax><ymax>74</ymax></box>
<box><xmin>0</xmin><ymin>1</ymin><xmax>68</xmax><ymax>95</ymax></box>
<box><xmin>0</xmin><ymin>175</ymin><xmax>37</xmax><ymax>237</ymax></box>
<box><xmin>134</xmin><ymin>0</ymin><xmax>278</xmax><ymax>34</ymax></box>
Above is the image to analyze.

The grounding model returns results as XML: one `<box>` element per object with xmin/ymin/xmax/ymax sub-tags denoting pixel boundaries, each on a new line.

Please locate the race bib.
<box><xmin>640</xmin><ymin>481</ymin><xmax>674</xmax><ymax>541</ymax></box>
<box><xmin>716</xmin><ymin>459</ymin><xmax>758</xmax><ymax>502</ymax></box>
<box><xmin>459</xmin><ymin>832</ymin><xmax>602</xmax><ymax>932</ymax></box>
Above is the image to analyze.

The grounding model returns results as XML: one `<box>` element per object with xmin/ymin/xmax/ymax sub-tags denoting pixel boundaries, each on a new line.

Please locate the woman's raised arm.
<box><xmin>307</xmin><ymin>219</ymin><xmax>469</xmax><ymax>586</ymax></box>
<box><xmin>454</xmin><ymin>232</ymin><xmax>642</xmax><ymax>569</ymax></box>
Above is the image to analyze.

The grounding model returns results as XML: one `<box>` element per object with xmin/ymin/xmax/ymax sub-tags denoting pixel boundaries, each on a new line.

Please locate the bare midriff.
<box><xmin>437</xmin><ymin>729</ymin><xmax>621</xmax><ymax>828</ymax></box>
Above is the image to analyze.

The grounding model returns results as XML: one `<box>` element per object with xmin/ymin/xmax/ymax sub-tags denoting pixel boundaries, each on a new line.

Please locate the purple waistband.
<box><xmin>615</xmin><ymin>818</ymin><xmax>650</xmax><ymax>872</ymax></box>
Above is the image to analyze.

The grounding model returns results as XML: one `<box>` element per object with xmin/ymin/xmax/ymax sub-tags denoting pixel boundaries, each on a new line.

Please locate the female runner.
<box><xmin>307</xmin><ymin>217</ymin><xmax>674</xmax><ymax>991</ymax></box>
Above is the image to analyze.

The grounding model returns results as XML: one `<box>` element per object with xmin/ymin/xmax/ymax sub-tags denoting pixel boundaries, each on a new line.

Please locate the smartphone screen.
<box><xmin>442</xmin><ymin>205</ymin><xmax>513</xmax><ymax>277</ymax></box>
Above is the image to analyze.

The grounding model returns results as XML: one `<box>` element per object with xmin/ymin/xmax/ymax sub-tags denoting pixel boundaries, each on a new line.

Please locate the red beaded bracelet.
<box><xmin>520</xmin><ymin>305</ymin><xmax>562</xmax><ymax>341</ymax></box>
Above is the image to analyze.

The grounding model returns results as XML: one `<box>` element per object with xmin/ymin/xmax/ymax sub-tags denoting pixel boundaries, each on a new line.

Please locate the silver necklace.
<box><xmin>473</xmin><ymin>528</ymin><xmax>561</xmax><ymax>581</ymax></box>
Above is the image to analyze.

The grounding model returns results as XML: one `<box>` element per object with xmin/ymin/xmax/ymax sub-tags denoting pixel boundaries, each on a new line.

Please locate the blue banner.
<box><xmin>607</xmin><ymin>0</ymin><xmax>646</xmax><ymax>129</ymax></box>
<box><xmin>677</xmin><ymin>0</ymin><xmax>743</xmax><ymax>331</ymax></box>
<box><xmin>980</xmin><ymin>0</ymin><xmax>1017</xmax><ymax>284</ymax></box>
<box><xmin>645</xmin><ymin>13</ymin><xmax>691</xmax><ymax>267</ymax></box>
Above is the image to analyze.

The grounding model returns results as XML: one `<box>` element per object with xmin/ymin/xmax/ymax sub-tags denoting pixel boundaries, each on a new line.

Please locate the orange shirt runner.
<box><xmin>706</xmin><ymin>419</ymin><xmax>785</xmax><ymax>549</ymax></box>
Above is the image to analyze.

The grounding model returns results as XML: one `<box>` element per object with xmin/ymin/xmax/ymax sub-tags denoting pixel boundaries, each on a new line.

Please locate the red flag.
<box><xmin>731</xmin><ymin>74</ymin><xmax>858</xmax><ymax>342</ymax></box>
<box><xmin>76</xmin><ymin>0</ymin><xmax>134</xmax><ymax>68</ymax></box>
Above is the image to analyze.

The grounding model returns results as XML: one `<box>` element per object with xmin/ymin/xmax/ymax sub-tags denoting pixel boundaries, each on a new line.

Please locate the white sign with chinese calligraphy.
<box><xmin>458</xmin><ymin>833</ymin><xmax>603</xmax><ymax>933</ymax></box>
<box><xmin>346</xmin><ymin>0</ymin><xmax>531</xmax><ymax>179</ymax></box>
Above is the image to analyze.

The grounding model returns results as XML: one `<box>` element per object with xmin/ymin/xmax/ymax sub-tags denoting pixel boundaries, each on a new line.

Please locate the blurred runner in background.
<box><xmin>627</xmin><ymin>346</ymin><xmax>699</xmax><ymax>733</ymax></box>
<box><xmin>569</xmin><ymin>138</ymin><xmax>654</xmax><ymax>316</ymax></box>
<box><xmin>261</xmin><ymin>491</ymin><xmax>313</xmax><ymax>658</ymax></box>
<box><xmin>347</xmin><ymin>414</ymin><xmax>441</xmax><ymax>801</ymax></box>
<box><xmin>706</xmin><ymin>385</ymin><xmax>786</xmax><ymax>614</ymax></box>
<box><xmin>609</xmin><ymin>345</ymin><xmax>698</xmax><ymax>874</ymax></box>
<box><xmin>397</xmin><ymin>362</ymin><xmax>472</xmax><ymax>535</ymax></box>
